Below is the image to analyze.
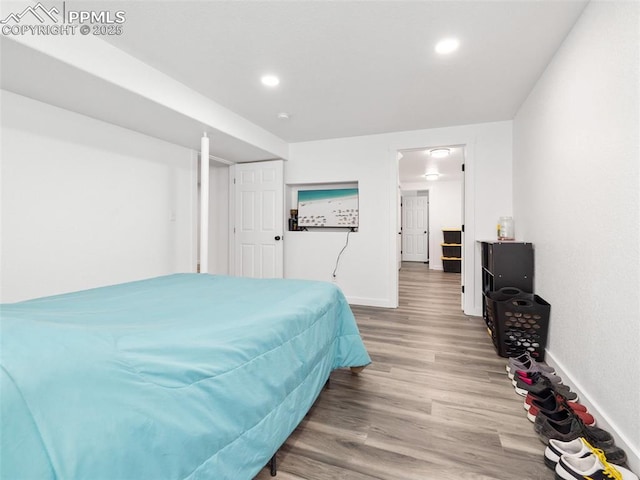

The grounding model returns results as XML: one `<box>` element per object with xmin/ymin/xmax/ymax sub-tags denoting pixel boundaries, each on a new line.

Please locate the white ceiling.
<box><xmin>1</xmin><ymin>0</ymin><xmax>588</xmax><ymax>161</ymax></box>
<box><xmin>399</xmin><ymin>146</ymin><xmax>464</xmax><ymax>184</ymax></box>
<box><xmin>92</xmin><ymin>0</ymin><xmax>588</xmax><ymax>143</ymax></box>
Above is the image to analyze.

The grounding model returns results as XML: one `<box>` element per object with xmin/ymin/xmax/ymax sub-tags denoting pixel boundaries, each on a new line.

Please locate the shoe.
<box><xmin>531</xmin><ymin>405</ymin><xmax>596</xmax><ymax>427</ymax></box>
<box><xmin>544</xmin><ymin>437</ymin><xmax>628</xmax><ymax>471</ymax></box>
<box><xmin>513</xmin><ymin>369</ymin><xmax>562</xmax><ymax>387</ymax></box>
<box><xmin>528</xmin><ymin>394</ymin><xmax>595</xmax><ymax>425</ymax></box>
<box><xmin>506</xmin><ymin>352</ymin><xmax>555</xmax><ymax>375</ymax></box>
<box><xmin>555</xmin><ymin>452</ymin><xmax>638</xmax><ymax>480</ymax></box>
<box><xmin>508</xmin><ymin>360</ymin><xmax>558</xmax><ymax>380</ymax></box>
<box><xmin>525</xmin><ymin>389</ymin><xmax>585</xmax><ymax>412</ymax></box>
<box><xmin>514</xmin><ymin>373</ymin><xmax>578</xmax><ymax>400</ymax></box>
<box><xmin>536</xmin><ymin>415</ymin><xmax>615</xmax><ymax>447</ymax></box>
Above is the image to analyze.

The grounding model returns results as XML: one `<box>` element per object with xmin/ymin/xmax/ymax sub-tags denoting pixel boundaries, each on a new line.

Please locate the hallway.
<box><xmin>256</xmin><ymin>262</ymin><xmax>552</xmax><ymax>479</ymax></box>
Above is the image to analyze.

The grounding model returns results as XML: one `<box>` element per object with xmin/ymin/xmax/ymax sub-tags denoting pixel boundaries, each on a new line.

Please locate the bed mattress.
<box><xmin>0</xmin><ymin>274</ymin><xmax>371</xmax><ymax>479</ymax></box>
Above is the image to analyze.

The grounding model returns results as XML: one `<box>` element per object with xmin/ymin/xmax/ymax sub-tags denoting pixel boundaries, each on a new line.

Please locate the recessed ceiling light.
<box><xmin>277</xmin><ymin>112</ymin><xmax>290</xmax><ymax>120</ymax></box>
<box><xmin>261</xmin><ymin>74</ymin><xmax>280</xmax><ymax>87</ymax></box>
<box><xmin>435</xmin><ymin>38</ymin><xmax>460</xmax><ymax>55</ymax></box>
<box><xmin>429</xmin><ymin>148</ymin><xmax>451</xmax><ymax>158</ymax></box>
<box><xmin>424</xmin><ymin>173</ymin><xmax>440</xmax><ymax>181</ymax></box>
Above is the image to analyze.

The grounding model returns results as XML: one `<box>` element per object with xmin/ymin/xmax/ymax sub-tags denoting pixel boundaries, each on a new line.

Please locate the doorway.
<box><xmin>230</xmin><ymin>160</ymin><xmax>285</xmax><ymax>279</ymax></box>
<box><xmin>397</xmin><ymin>145</ymin><xmax>465</xmax><ymax>305</ymax></box>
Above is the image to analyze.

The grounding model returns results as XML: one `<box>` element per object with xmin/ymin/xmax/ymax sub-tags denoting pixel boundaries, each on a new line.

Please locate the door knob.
<box><xmin>274</xmin><ymin>236</ymin><xmax>281</xmax><ymax>241</ymax></box>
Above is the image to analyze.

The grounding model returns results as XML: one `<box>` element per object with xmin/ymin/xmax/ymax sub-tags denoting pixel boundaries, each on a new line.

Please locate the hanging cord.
<box><xmin>332</xmin><ymin>229</ymin><xmax>352</xmax><ymax>279</ymax></box>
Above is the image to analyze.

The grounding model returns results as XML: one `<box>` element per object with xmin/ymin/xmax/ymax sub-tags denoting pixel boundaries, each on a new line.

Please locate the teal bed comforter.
<box><xmin>0</xmin><ymin>274</ymin><xmax>371</xmax><ymax>480</ymax></box>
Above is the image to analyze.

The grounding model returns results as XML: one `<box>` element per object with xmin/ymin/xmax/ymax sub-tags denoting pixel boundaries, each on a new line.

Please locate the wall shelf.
<box><xmin>286</xmin><ymin>181</ymin><xmax>359</xmax><ymax>232</ymax></box>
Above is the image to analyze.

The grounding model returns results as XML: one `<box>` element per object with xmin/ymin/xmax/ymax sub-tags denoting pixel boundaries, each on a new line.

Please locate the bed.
<box><xmin>0</xmin><ymin>273</ymin><xmax>371</xmax><ymax>480</ymax></box>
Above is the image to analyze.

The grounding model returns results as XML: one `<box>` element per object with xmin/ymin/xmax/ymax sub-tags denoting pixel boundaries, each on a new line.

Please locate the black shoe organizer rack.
<box><xmin>481</xmin><ymin>242</ymin><xmax>550</xmax><ymax>361</ymax></box>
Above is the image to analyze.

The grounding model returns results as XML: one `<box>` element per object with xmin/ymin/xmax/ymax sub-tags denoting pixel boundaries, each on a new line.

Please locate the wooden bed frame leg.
<box><xmin>350</xmin><ymin>366</ymin><xmax>366</xmax><ymax>375</ymax></box>
<box><xmin>269</xmin><ymin>452</ymin><xmax>277</xmax><ymax>476</ymax></box>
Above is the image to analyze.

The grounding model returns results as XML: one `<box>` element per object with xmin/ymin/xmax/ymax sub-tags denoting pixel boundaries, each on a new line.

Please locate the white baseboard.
<box><xmin>467</xmin><ymin>306</ymin><xmax>482</xmax><ymax>317</ymax></box>
<box><xmin>545</xmin><ymin>350</ymin><xmax>640</xmax><ymax>475</ymax></box>
<box><xmin>346</xmin><ymin>296</ymin><xmax>396</xmax><ymax>308</ymax></box>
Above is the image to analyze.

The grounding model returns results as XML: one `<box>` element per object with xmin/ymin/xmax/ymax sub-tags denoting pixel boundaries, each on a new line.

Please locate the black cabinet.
<box><xmin>481</xmin><ymin>241</ymin><xmax>534</xmax><ymax>322</ymax></box>
<box><xmin>481</xmin><ymin>241</ymin><xmax>533</xmax><ymax>292</ymax></box>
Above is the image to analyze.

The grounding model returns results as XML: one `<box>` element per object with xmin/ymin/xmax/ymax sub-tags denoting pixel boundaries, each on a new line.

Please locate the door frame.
<box><xmin>228</xmin><ymin>163</ymin><xmax>237</xmax><ymax>276</ymax></box>
<box><xmin>391</xmin><ymin>139</ymin><xmax>474</xmax><ymax>315</ymax></box>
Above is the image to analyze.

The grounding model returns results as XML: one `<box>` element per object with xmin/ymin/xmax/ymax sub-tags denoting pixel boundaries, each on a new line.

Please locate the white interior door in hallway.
<box><xmin>402</xmin><ymin>193</ymin><xmax>429</xmax><ymax>262</ymax></box>
<box><xmin>232</xmin><ymin>160</ymin><xmax>284</xmax><ymax>278</ymax></box>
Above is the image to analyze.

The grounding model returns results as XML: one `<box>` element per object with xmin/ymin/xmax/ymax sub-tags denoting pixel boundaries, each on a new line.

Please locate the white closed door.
<box><xmin>233</xmin><ymin>160</ymin><xmax>284</xmax><ymax>278</ymax></box>
<box><xmin>402</xmin><ymin>195</ymin><xmax>429</xmax><ymax>262</ymax></box>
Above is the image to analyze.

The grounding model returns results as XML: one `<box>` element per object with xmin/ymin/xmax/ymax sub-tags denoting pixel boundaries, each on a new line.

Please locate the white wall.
<box><xmin>0</xmin><ymin>91</ymin><xmax>197</xmax><ymax>302</ymax></box>
<box><xmin>285</xmin><ymin>136</ymin><xmax>392</xmax><ymax>307</ymax></box>
<box><xmin>285</xmin><ymin>121</ymin><xmax>512</xmax><ymax>311</ymax></box>
<box><xmin>402</xmin><ymin>181</ymin><xmax>463</xmax><ymax>271</ymax></box>
<box><xmin>208</xmin><ymin>165</ymin><xmax>230</xmax><ymax>275</ymax></box>
<box><xmin>513</xmin><ymin>1</ymin><xmax>639</xmax><ymax>470</ymax></box>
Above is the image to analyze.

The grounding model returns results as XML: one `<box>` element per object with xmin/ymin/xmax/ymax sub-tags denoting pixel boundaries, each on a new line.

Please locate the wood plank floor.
<box><xmin>256</xmin><ymin>262</ymin><xmax>553</xmax><ymax>480</ymax></box>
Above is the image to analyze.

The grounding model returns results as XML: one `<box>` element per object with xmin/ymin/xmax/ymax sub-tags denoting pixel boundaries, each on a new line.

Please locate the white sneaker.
<box><xmin>555</xmin><ymin>452</ymin><xmax>638</xmax><ymax>480</ymax></box>
<box><xmin>545</xmin><ymin>437</ymin><xmax>628</xmax><ymax>470</ymax></box>
<box><xmin>545</xmin><ymin>438</ymin><xmax>592</xmax><ymax>469</ymax></box>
